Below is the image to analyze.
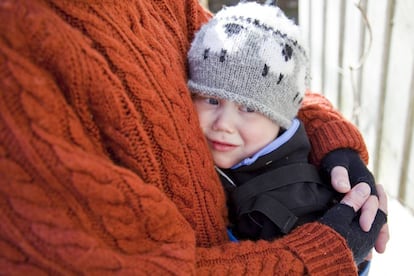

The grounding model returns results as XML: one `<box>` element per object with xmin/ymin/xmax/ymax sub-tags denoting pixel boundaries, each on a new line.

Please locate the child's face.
<box><xmin>193</xmin><ymin>94</ymin><xmax>280</xmax><ymax>169</ymax></box>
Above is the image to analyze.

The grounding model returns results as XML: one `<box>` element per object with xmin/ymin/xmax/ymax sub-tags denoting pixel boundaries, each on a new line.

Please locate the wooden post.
<box><xmin>199</xmin><ymin>0</ymin><xmax>209</xmax><ymax>9</ymax></box>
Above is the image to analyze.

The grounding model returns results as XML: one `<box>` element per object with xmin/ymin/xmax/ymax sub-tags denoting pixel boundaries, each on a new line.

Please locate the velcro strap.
<box><xmin>231</xmin><ymin>163</ymin><xmax>322</xmax><ymax>210</ymax></box>
<box><xmin>231</xmin><ymin>163</ymin><xmax>323</xmax><ymax>233</ymax></box>
<box><xmin>239</xmin><ymin>194</ymin><xmax>298</xmax><ymax>233</ymax></box>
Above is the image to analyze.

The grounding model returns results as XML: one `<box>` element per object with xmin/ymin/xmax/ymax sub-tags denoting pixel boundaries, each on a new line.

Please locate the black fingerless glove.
<box><xmin>319</xmin><ymin>203</ymin><xmax>387</xmax><ymax>264</ymax></box>
<box><xmin>321</xmin><ymin>148</ymin><xmax>377</xmax><ymax>196</ymax></box>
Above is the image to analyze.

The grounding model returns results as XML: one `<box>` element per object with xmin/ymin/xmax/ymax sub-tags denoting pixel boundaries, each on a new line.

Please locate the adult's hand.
<box><xmin>321</xmin><ymin>148</ymin><xmax>389</xmax><ymax>253</ymax></box>
<box><xmin>319</xmin><ymin>183</ymin><xmax>387</xmax><ymax>264</ymax></box>
<box><xmin>322</xmin><ymin>149</ymin><xmax>378</xmax><ymax>231</ymax></box>
<box><xmin>322</xmin><ymin>149</ymin><xmax>377</xmax><ymax>195</ymax></box>
<box><xmin>330</xmin><ymin>166</ymin><xmax>378</xmax><ymax>231</ymax></box>
<box><xmin>331</xmin><ymin>168</ymin><xmax>389</xmax><ymax>254</ymax></box>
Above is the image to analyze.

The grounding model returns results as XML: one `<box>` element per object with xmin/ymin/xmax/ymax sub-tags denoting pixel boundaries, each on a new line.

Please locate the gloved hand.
<box><xmin>321</xmin><ymin>148</ymin><xmax>377</xmax><ymax>196</ymax></box>
<box><xmin>319</xmin><ymin>203</ymin><xmax>387</xmax><ymax>264</ymax></box>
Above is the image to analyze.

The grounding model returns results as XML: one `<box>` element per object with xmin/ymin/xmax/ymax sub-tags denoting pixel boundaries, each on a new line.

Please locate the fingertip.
<box><xmin>341</xmin><ymin>183</ymin><xmax>371</xmax><ymax>211</ymax></box>
<box><xmin>376</xmin><ymin>184</ymin><xmax>388</xmax><ymax>213</ymax></box>
<box><xmin>331</xmin><ymin>166</ymin><xmax>351</xmax><ymax>193</ymax></box>
<box><xmin>334</xmin><ymin>180</ymin><xmax>351</xmax><ymax>193</ymax></box>
<box><xmin>375</xmin><ymin>224</ymin><xmax>390</xmax><ymax>253</ymax></box>
<box><xmin>355</xmin><ymin>182</ymin><xmax>371</xmax><ymax>197</ymax></box>
<box><xmin>359</xmin><ymin>217</ymin><xmax>371</xmax><ymax>232</ymax></box>
<box><xmin>375</xmin><ymin>237</ymin><xmax>387</xmax><ymax>253</ymax></box>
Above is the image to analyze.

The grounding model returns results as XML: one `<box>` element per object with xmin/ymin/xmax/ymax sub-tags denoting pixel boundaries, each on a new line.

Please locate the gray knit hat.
<box><xmin>188</xmin><ymin>2</ymin><xmax>310</xmax><ymax>129</ymax></box>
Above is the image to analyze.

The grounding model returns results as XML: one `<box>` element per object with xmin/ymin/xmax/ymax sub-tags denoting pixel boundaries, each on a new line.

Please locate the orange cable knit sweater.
<box><xmin>0</xmin><ymin>0</ymin><xmax>367</xmax><ymax>274</ymax></box>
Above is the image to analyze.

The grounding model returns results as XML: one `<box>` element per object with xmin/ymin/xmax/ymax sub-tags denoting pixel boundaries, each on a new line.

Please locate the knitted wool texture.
<box><xmin>0</xmin><ymin>0</ymin><xmax>368</xmax><ymax>274</ymax></box>
<box><xmin>188</xmin><ymin>2</ymin><xmax>309</xmax><ymax>129</ymax></box>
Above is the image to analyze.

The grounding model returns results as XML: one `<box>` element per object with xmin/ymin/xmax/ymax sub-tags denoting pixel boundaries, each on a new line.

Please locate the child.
<box><xmin>188</xmin><ymin>1</ymin><xmax>358</xmax><ymax>243</ymax></box>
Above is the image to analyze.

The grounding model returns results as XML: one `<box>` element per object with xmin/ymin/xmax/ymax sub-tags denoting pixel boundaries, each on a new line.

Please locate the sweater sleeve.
<box><xmin>298</xmin><ymin>91</ymin><xmax>369</xmax><ymax>166</ymax></box>
<box><xmin>196</xmin><ymin>223</ymin><xmax>357</xmax><ymax>275</ymax></box>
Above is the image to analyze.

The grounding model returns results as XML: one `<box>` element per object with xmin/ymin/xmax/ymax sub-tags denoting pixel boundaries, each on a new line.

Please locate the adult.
<box><xmin>0</xmin><ymin>0</ymin><xmax>388</xmax><ymax>275</ymax></box>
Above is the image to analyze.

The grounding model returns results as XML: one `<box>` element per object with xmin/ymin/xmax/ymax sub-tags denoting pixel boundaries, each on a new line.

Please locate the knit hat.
<box><xmin>188</xmin><ymin>2</ymin><xmax>310</xmax><ymax>129</ymax></box>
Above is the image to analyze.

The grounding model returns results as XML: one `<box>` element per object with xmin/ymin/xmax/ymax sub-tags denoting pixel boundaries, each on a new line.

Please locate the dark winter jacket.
<box><xmin>217</xmin><ymin>120</ymin><xmax>339</xmax><ymax>241</ymax></box>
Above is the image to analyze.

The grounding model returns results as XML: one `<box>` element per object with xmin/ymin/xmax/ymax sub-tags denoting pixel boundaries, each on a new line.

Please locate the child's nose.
<box><xmin>212</xmin><ymin>107</ymin><xmax>236</xmax><ymax>133</ymax></box>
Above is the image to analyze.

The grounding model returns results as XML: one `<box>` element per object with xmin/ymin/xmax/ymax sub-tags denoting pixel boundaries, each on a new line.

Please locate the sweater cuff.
<box><xmin>307</xmin><ymin>120</ymin><xmax>368</xmax><ymax>167</ymax></box>
<box><xmin>280</xmin><ymin>222</ymin><xmax>358</xmax><ymax>275</ymax></box>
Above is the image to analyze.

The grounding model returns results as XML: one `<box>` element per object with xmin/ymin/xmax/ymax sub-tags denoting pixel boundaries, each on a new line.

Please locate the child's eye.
<box><xmin>207</xmin><ymin>97</ymin><xmax>219</xmax><ymax>105</ymax></box>
<box><xmin>240</xmin><ymin>106</ymin><xmax>255</xmax><ymax>113</ymax></box>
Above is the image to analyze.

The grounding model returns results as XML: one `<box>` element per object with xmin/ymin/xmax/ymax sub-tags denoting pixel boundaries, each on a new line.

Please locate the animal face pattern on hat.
<box><xmin>188</xmin><ymin>2</ymin><xmax>310</xmax><ymax>129</ymax></box>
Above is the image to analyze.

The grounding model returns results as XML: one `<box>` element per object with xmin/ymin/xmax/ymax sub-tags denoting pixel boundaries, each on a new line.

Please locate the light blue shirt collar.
<box><xmin>231</xmin><ymin>118</ymin><xmax>300</xmax><ymax>169</ymax></box>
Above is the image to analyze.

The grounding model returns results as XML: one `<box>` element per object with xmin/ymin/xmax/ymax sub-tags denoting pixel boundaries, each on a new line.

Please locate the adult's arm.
<box><xmin>298</xmin><ymin>91</ymin><xmax>368</xmax><ymax>166</ymax></box>
<box><xmin>299</xmin><ymin>92</ymin><xmax>389</xmax><ymax>253</ymax></box>
<box><xmin>0</xmin><ymin>1</ymin><xmax>360</xmax><ymax>275</ymax></box>
<box><xmin>0</xmin><ymin>37</ymin><xmax>357</xmax><ymax>276</ymax></box>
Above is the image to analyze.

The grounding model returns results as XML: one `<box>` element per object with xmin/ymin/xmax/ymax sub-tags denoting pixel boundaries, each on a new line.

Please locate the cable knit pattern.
<box><xmin>0</xmin><ymin>0</ymin><xmax>364</xmax><ymax>274</ymax></box>
<box><xmin>299</xmin><ymin>91</ymin><xmax>369</xmax><ymax>166</ymax></box>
